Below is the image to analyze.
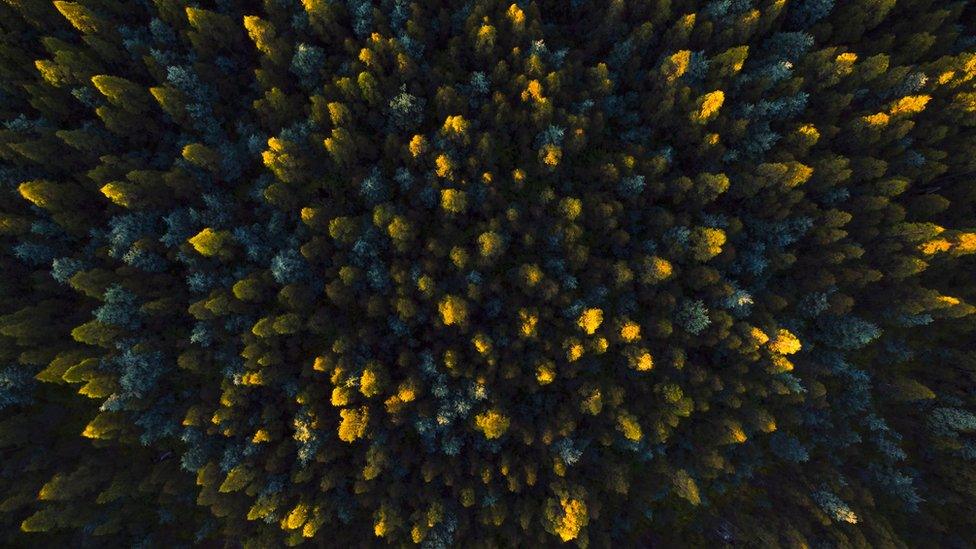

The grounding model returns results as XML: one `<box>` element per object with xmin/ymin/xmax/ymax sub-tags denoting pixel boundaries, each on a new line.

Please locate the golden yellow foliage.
<box><xmin>785</xmin><ymin>162</ymin><xmax>814</xmax><ymax>187</ymax></box>
<box><xmin>690</xmin><ymin>227</ymin><xmax>727</xmax><ymax>261</ymax></box>
<box><xmin>578</xmin><ymin>308</ymin><xmax>603</xmax><ymax>335</ymax></box>
<box><xmin>54</xmin><ymin>1</ymin><xmax>100</xmax><ymax>33</ymax></box>
<box><xmin>512</xmin><ymin>168</ymin><xmax>526</xmax><ymax>184</ymax></box>
<box><xmin>644</xmin><ymin>256</ymin><xmax>673</xmax><ymax>283</ymax></box>
<box><xmin>923</xmin><ymin>232</ymin><xmax>976</xmax><ymax>256</ymax></box>
<box><xmin>724</xmin><ymin>422</ymin><xmax>747</xmax><ymax>444</ymax></box>
<box><xmin>449</xmin><ymin>246</ymin><xmax>468</xmax><ymax>269</ymax></box>
<box><xmin>953</xmin><ymin>232</ymin><xmax>976</xmax><ymax>255</ymax></box>
<box><xmin>243</xmin><ymin>16</ymin><xmax>276</xmax><ymax>56</ymax></box>
<box><xmin>81</xmin><ymin>413</ymin><xmax>118</xmax><ymax>440</ymax></box>
<box><xmin>360</xmin><ymin>365</ymin><xmax>383</xmax><ymax>397</ymax></box>
<box><xmin>338</xmin><ymin>406</ymin><xmax>369</xmax><ymax>442</ymax></box>
<box><xmin>475</xmin><ymin>409</ymin><xmax>510</xmax><ymax>439</ymax></box>
<box><xmin>617</xmin><ymin>412</ymin><xmax>642</xmax><ymax>441</ymax></box>
<box><xmin>536</xmin><ymin>361</ymin><xmax>556</xmax><ymax>385</ymax></box>
<box><xmin>188</xmin><ymin>228</ymin><xmax>230</xmax><ymax>257</ymax></box>
<box><xmin>442</xmin><ymin>115</ymin><xmax>469</xmax><ymax>138</ymax></box>
<box><xmin>34</xmin><ymin>60</ymin><xmax>67</xmax><ymax>87</ymax></box>
<box><xmin>889</xmin><ymin>95</ymin><xmax>931</xmax><ymax>116</ymax></box>
<box><xmin>663</xmin><ymin>50</ymin><xmax>692</xmax><ymax>82</ymax></box>
<box><xmin>358</xmin><ymin>47</ymin><xmax>374</xmax><ymax>66</ymax></box>
<box><xmin>630</xmin><ymin>350</ymin><xmax>653</xmax><ymax>371</ymax></box>
<box><xmin>559</xmin><ymin>197</ymin><xmax>583</xmax><ymax>221</ymax></box>
<box><xmin>540</xmin><ymin>144</ymin><xmax>562</xmax><ymax>167</ymax></box>
<box><xmin>478</xmin><ymin>231</ymin><xmax>503</xmax><ymax>257</ymax></box>
<box><xmin>240</xmin><ymin>371</ymin><xmax>265</xmax><ymax>386</ymax></box>
<box><xmin>918</xmin><ymin>238</ymin><xmax>952</xmax><ymax>255</ymax></box>
<box><xmin>300</xmin><ymin>207</ymin><xmax>322</xmax><ymax>227</ymax></box>
<box><xmin>937</xmin><ymin>295</ymin><xmax>960</xmax><ymax>307</ymax></box>
<box><xmin>302</xmin><ymin>509</ymin><xmax>325</xmax><ymax>538</ymax></box>
<box><xmin>476</xmin><ymin>22</ymin><xmax>496</xmax><ymax>52</ymax></box>
<box><xmin>472</xmin><ymin>333</ymin><xmax>492</xmax><ymax>354</ymax></box>
<box><xmin>520</xmin><ymin>263</ymin><xmax>544</xmax><ymax>286</ymax></box>
<box><xmin>693</xmin><ymin>90</ymin><xmax>725</xmax><ymax>123</ymax></box>
<box><xmin>435</xmin><ymin>154</ymin><xmax>455</xmax><ymax>179</ymax></box>
<box><xmin>387</xmin><ymin>216</ymin><xmax>411</xmax><ymax>240</ymax></box>
<box><xmin>567</xmin><ymin>342</ymin><xmax>584</xmax><ymax>362</ymax></box>
<box><xmin>373</xmin><ymin>505</ymin><xmax>399</xmax><ymax>537</ymax></box>
<box><xmin>768</xmin><ymin>329</ymin><xmax>802</xmax><ymax>355</ymax></box>
<box><xmin>519</xmin><ymin>309</ymin><xmax>538</xmax><ymax>337</ymax></box>
<box><xmin>835</xmin><ymin>52</ymin><xmax>857</xmax><ymax>77</ymax></box>
<box><xmin>506</xmin><ymin>4</ymin><xmax>525</xmax><ymax>29</ymax></box>
<box><xmin>440</xmin><ymin>188</ymin><xmax>467</xmax><ymax>213</ymax></box>
<box><xmin>417</xmin><ymin>275</ymin><xmax>434</xmax><ymax>295</ymax></box>
<box><xmin>409</xmin><ymin>134</ymin><xmax>428</xmax><ymax>157</ymax></box>
<box><xmin>283</xmin><ymin>503</ymin><xmax>309</xmax><ymax>530</ymax></box>
<box><xmin>18</xmin><ymin>180</ymin><xmax>59</xmax><ymax>209</ymax></box>
<box><xmin>593</xmin><ymin>337</ymin><xmax>609</xmax><ymax>354</ymax></box>
<box><xmin>327</xmin><ymin>101</ymin><xmax>350</xmax><ymax>125</ymax></box>
<box><xmin>396</xmin><ymin>381</ymin><xmax>417</xmax><ymax>403</ymax></box>
<box><xmin>770</xmin><ymin>355</ymin><xmax>794</xmax><ymax>373</ymax></box>
<box><xmin>620</xmin><ymin>322</ymin><xmax>641</xmax><ymax>342</ymax></box>
<box><xmin>99</xmin><ymin>182</ymin><xmax>135</xmax><ymax>207</ymax></box>
<box><xmin>797</xmin><ymin>123</ymin><xmax>820</xmax><ymax>144</ymax></box>
<box><xmin>863</xmin><ymin>112</ymin><xmax>890</xmax><ymax>126</ymax></box>
<box><xmin>553</xmin><ymin>498</ymin><xmax>588</xmax><ymax>542</ymax></box>
<box><xmin>521</xmin><ymin>80</ymin><xmax>544</xmax><ymax>102</ymax></box>
<box><xmin>937</xmin><ymin>70</ymin><xmax>956</xmax><ymax>85</ymax></box>
<box><xmin>438</xmin><ymin>295</ymin><xmax>467</xmax><ymax>326</ymax></box>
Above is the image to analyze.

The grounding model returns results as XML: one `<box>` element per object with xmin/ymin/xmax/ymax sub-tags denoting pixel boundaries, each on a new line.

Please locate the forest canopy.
<box><xmin>1</xmin><ymin>0</ymin><xmax>975</xmax><ymax>546</ymax></box>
